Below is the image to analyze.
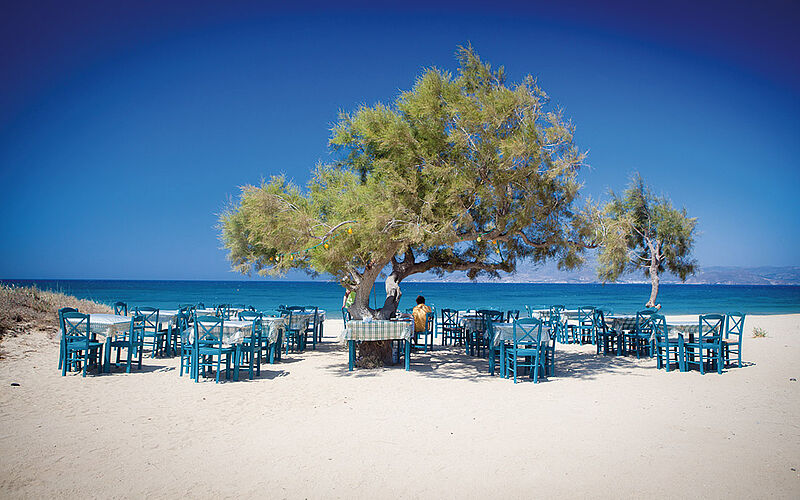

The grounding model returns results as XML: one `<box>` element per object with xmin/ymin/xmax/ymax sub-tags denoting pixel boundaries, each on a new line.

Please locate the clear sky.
<box><xmin>1</xmin><ymin>1</ymin><xmax>798</xmax><ymax>280</ymax></box>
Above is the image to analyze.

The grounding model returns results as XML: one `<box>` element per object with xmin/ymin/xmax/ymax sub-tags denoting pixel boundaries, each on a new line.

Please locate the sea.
<box><xmin>3</xmin><ymin>279</ymin><xmax>800</xmax><ymax>318</ymax></box>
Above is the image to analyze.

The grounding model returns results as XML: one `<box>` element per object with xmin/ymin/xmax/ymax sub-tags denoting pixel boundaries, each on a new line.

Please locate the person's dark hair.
<box><xmin>416</xmin><ymin>295</ymin><xmax>425</xmax><ymax>304</ymax></box>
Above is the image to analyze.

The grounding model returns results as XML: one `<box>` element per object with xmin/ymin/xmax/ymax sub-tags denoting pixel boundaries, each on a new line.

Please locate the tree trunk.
<box><xmin>646</xmin><ymin>252</ymin><xmax>660</xmax><ymax>309</ymax></box>
<box><xmin>345</xmin><ymin>261</ymin><xmax>404</xmax><ymax>368</ymax></box>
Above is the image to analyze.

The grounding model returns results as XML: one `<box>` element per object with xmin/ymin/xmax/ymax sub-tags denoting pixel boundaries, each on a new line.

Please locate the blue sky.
<box><xmin>1</xmin><ymin>1</ymin><xmax>798</xmax><ymax>280</ymax></box>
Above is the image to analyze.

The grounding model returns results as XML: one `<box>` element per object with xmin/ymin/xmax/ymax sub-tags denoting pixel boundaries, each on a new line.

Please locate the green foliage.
<box><xmin>220</xmin><ymin>45</ymin><xmax>597</xmax><ymax>308</ymax></box>
<box><xmin>597</xmin><ymin>173</ymin><xmax>697</xmax><ymax>283</ymax></box>
<box><xmin>752</xmin><ymin>327</ymin><xmax>767</xmax><ymax>338</ymax></box>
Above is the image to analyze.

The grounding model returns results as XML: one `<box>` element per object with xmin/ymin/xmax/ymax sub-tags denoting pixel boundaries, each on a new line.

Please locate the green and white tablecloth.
<box><xmin>341</xmin><ymin>320</ymin><xmax>413</xmax><ymax>342</ymax></box>
<box><xmin>492</xmin><ymin>322</ymin><xmax>552</xmax><ymax>346</ymax></box>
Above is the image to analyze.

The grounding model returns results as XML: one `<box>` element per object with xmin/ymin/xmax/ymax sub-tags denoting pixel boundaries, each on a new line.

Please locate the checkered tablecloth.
<box><xmin>341</xmin><ymin>320</ymin><xmax>413</xmax><ymax>341</ymax></box>
<box><xmin>492</xmin><ymin>323</ymin><xmax>552</xmax><ymax>346</ymax></box>
<box><xmin>459</xmin><ymin>315</ymin><xmax>485</xmax><ymax>333</ymax></box>
<box><xmin>608</xmin><ymin>315</ymin><xmax>637</xmax><ymax>332</ymax></box>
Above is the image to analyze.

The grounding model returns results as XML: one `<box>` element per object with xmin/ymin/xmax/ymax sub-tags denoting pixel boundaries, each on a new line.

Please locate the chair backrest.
<box><xmin>512</xmin><ymin>317</ymin><xmax>543</xmax><ymax>346</ymax></box>
<box><xmin>549</xmin><ymin>305</ymin><xmax>565</xmax><ymax>325</ymax></box>
<box><xmin>726</xmin><ymin>312</ymin><xmax>745</xmax><ymax>342</ymax></box>
<box><xmin>113</xmin><ymin>301</ymin><xmax>127</xmax><ymax>316</ymax></box>
<box><xmin>304</xmin><ymin>306</ymin><xmax>320</xmax><ymax>329</ymax></box>
<box><xmin>128</xmin><ymin>314</ymin><xmax>145</xmax><ymax>343</ymax></box>
<box><xmin>651</xmin><ymin>314</ymin><xmax>668</xmax><ymax>343</ymax></box>
<box><xmin>635</xmin><ymin>309</ymin><xmax>656</xmax><ymax>335</ymax></box>
<box><xmin>477</xmin><ymin>309</ymin><xmax>504</xmax><ymax>323</ymax></box>
<box><xmin>62</xmin><ymin>311</ymin><xmax>91</xmax><ymax>349</ymax></box>
<box><xmin>578</xmin><ymin>306</ymin><xmax>596</xmax><ymax>326</ymax></box>
<box><xmin>58</xmin><ymin>307</ymin><xmax>78</xmax><ymax>336</ymax></box>
<box><xmin>341</xmin><ymin>307</ymin><xmax>351</xmax><ymax>328</ymax></box>
<box><xmin>425</xmin><ymin>311</ymin><xmax>435</xmax><ymax>333</ymax></box>
<box><xmin>136</xmin><ymin>307</ymin><xmax>160</xmax><ymax>332</ymax></box>
<box><xmin>194</xmin><ymin>315</ymin><xmax>224</xmax><ymax>349</ymax></box>
<box><xmin>175</xmin><ymin>310</ymin><xmax>190</xmax><ymax>331</ymax></box>
<box><xmin>593</xmin><ymin>309</ymin><xmax>608</xmax><ymax>334</ymax></box>
<box><xmin>506</xmin><ymin>310</ymin><xmax>520</xmax><ymax>322</ymax></box>
<box><xmin>238</xmin><ymin>310</ymin><xmax>261</xmax><ymax>321</ymax></box>
<box><xmin>441</xmin><ymin>308</ymin><xmax>459</xmax><ymax>327</ymax></box>
<box><xmin>699</xmin><ymin>314</ymin><xmax>725</xmax><ymax>342</ymax></box>
<box><xmin>215</xmin><ymin>304</ymin><xmax>232</xmax><ymax>319</ymax></box>
<box><xmin>196</xmin><ymin>302</ymin><xmax>205</xmax><ymax>309</ymax></box>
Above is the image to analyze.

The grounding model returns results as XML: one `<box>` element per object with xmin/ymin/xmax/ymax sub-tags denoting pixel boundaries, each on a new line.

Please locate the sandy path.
<box><xmin>1</xmin><ymin>315</ymin><xmax>799</xmax><ymax>498</ymax></box>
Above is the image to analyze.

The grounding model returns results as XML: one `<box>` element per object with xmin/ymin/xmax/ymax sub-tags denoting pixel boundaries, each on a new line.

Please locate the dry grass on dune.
<box><xmin>0</xmin><ymin>284</ymin><xmax>111</xmax><ymax>346</ymax></box>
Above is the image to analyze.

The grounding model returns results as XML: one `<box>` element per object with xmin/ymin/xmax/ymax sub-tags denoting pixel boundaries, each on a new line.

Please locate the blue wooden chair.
<box><xmin>57</xmin><ymin>307</ymin><xmax>77</xmax><ymax>370</ymax></box>
<box><xmin>548</xmin><ymin>305</ymin><xmax>567</xmax><ymax>343</ymax></box>
<box><xmin>486</xmin><ymin>318</ymin><xmax>501</xmax><ymax>375</ymax></box>
<box><xmin>215</xmin><ymin>304</ymin><xmax>232</xmax><ymax>320</ymax></box>
<box><xmin>237</xmin><ymin>310</ymin><xmax>262</xmax><ymax>378</ymax></box>
<box><xmin>178</xmin><ymin>310</ymin><xmax>195</xmax><ymax>377</ymax></box>
<box><xmin>505</xmin><ymin>317</ymin><xmax>546</xmax><ymax>384</ymax></box>
<box><xmin>652</xmin><ymin>314</ymin><xmax>684</xmax><ymax>372</ymax></box>
<box><xmin>412</xmin><ymin>311</ymin><xmax>435</xmax><ymax>353</ymax></box>
<box><xmin>440</xmin><ymin>308</ymin><xmax>461</xmax><ymax>346</ymax></box>
<box><xmin>61</xmin><ymin>312</ymin><xmax>104</xmax><ymax>377</ymax></box>
<box><xmin>136</xmin><ymin>307</ymin><xmax>166</xmax><ymax>358</ymax></box>
<box><xmin>723</xmin><ymin>312</ymin><xmax>745</xmax><ymax>368</ymax></box>
<box><xmin>280</xmin><ymin>309</ymin><xmax>305</xmax><ymax>354</ymax></box>
<box><xmin>543</xmin><ymin>318</ymin><xmax>557</xmax><ymax>376</ymax></box>
<box><xmin>302</xmin><ymin>306</ymin><xmax>319</xmax><ymax>350</ymax></box>
<box><xmin>193</xmin><ymin>315</ymin><xmax>235</xmax><ymax>383</ymax></box>
<box><xmin>302</xmin><ymin>305</ymin><xmax>323</xmax><ymax>344</ymax></box>
<box><xmin>572</xmin><ymin>306</ymin><xmax>596</xmax><ymax>344</ymax></box>
<box><xmin>624</xmin><ymin>310</ymin><xmax>656</xmax><ymax>358</ymax></box>
<box><xmin>594</xmin><ymin>309</ymin><xmax>622</xmax><ymax>355</ymax></box>
<box><xmin>683</xmin><ymin>314</ymin><xmax>725</xmax><ymax>375</ymax></box>
<box><xmin>106</xmin><ymin>314</ymin><xmax>145</xmax><ymax>373</ymax></box>
<box><xmin>113</xmin><ymin>302</ymin><xmax>127</xmax><ymax>316</ymax></box>
<box><xmin>505</xmin><ymin>309</ymin><xmax>520</xmax><ymax>322</ymax></box>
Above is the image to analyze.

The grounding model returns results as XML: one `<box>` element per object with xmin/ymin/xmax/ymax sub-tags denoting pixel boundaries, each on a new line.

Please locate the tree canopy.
<box><xmin>597</xmin><ymin>173</ymin><xmax>697</xmax><ymax>307</ymax></box>
<box><xmin>220</xmin><ymin>45</ymin><xmax>598</xmax><ymax>319</ymax></box>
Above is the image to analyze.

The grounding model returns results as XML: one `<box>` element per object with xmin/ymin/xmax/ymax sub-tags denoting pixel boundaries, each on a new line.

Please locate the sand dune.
<box><xmin>1</xmin><ymin>315</ymin><xmax>798</xmax><ymax>498</ymax></box>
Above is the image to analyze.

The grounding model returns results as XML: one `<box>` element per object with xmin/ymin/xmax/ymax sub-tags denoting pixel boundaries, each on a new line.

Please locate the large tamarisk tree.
<box><xmin>220</xmin><ymin>46</ymin><xmax>597</xmax><ymax>363</ymax></box>
<box><xmin>597</xmin><ymin>173</ymin><xmax>698</xmax><ymax>308</ymax></box>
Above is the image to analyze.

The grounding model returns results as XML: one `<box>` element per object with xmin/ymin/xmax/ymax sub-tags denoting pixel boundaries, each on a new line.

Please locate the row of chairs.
<box><xmin>594</xmin><ymin>309</ymin><xmax>746</xmax><ymax>374</ymax></box>
<box><xmin>60</xmin><ymin>301</ymin><xmax>322</xmax><ymax>381</ymax></box>
<box><xmin>439</xmin><ymin>308</ymin><xmax>519</xmax><ymax>350</ymax></box>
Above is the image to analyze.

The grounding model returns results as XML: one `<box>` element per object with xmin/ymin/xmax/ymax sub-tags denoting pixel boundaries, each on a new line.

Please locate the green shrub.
<box><xmin>752</xmin><ymin>327</ymin><xmax>767</xmax><ymax>338</ymax></box>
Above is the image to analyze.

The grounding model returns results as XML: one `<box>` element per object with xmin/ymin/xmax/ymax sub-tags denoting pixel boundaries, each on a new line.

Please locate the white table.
<box><xmin>85</xmin><ymin>314</ymin><xmax>131</xmax><ymax>339</ymax></box>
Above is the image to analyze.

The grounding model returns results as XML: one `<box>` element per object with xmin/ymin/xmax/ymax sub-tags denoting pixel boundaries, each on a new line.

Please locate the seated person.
<box><xmin>412</xmin><ymin>295</ymin><xmax>432</xmax><ymax>332</ymax></box>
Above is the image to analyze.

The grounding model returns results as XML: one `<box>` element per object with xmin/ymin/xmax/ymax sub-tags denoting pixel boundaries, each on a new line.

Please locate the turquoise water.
<box><xmin>3</xmin><ymin>279</ymin><xmax>799</xmax><ymax>318</ymax></box>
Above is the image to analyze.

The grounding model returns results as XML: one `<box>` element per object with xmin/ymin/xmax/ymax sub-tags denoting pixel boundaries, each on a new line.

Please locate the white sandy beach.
<box><xmin>1</xmin><ymin>314</ymin><xmax>799</xmax><ymax>498</ymax></box>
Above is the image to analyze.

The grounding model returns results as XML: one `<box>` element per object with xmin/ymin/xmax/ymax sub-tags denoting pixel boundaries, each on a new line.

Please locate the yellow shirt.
<box><xmin>412</xmin><ymin>304</ymin><xmax>432</xmax><ymax>332</ymax></box>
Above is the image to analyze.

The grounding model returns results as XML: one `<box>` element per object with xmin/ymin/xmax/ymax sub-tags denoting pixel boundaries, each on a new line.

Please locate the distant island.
<box><xmin>406</xmin><ymin>265</ymin><xmax>800</xmax><ymax>286</ymax></box>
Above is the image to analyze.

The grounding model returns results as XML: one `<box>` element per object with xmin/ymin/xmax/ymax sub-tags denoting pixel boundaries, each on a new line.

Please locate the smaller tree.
<box><xmin>597</xmin><ymin>173</ymin><xmax>697</xmax><ymax>308</ymax></box>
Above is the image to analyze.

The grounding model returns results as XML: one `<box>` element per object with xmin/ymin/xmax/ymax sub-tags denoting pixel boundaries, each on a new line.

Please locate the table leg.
<box><xmin>104</xmin><ymin>337</ymin><xmax>112</xmax><ymax>373</ymax></box>
<box><xmin>348</xmin><ymin>340</ymin><xmax>355</xmax><ymax>371</ymax></box>
<box><xmin>500</xmin><ymin>343</ymin><xmax>507</xmax><ymax>378</ymax></box>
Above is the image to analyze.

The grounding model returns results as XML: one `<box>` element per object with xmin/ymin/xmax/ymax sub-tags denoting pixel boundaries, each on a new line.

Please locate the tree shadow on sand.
<box><xmin>318</xmin><ymin>342</ymin><xmax>654</xmax><ymax>383</ymax></box>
